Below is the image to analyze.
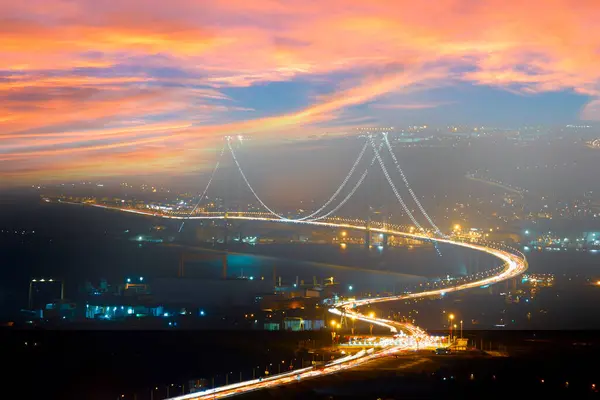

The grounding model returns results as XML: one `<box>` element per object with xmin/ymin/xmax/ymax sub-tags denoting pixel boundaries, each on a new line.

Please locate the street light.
<box><xmin>460</xmin><ymin>320</ymin><xmax>463</xmax><ymax>338</ymax></box>
<box><xmin>448</xmin><ymin>314</ymin><xmax>455</xmax><ymax>342</ymax></box>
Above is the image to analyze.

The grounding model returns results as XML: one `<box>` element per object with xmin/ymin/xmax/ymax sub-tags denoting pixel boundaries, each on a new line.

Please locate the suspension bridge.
<box><xmin>58</xmin><ymin>133</ymin><xmax>528</xmax><ymax>399</ymax></box>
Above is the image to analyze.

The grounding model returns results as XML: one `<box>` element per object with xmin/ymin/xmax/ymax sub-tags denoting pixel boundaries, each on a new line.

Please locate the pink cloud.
<box><xmin>1</xmin><ymin>0</ymin><xmax>600</xmax><ymax>182</ymax></box>
<box><xmin>371</xmin><ymin>101</ymin><xmax>455</xmax><ymax>110</ymax></box>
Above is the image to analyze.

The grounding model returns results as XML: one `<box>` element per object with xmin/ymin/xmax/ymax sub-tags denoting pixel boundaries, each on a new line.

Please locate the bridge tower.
<box><xmin>381</xmin><ymin>233</ymin><xmax>389</xmax><ymax>249</ymax></box>
<box><xmin>364</xmin><ymin>215</ymin><xmax>371</xmax><ymax>249</ymax></box>
<box><xmin>223</xmin><ymin>212</ymin><xmax>229</xmax><ymax>246</ymax></box>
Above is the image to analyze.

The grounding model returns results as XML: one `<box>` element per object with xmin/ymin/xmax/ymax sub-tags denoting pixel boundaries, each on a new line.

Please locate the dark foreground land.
<box><xmin>4</xmin><ymin>329</ymin><xmax>600</xmax><ymax>399</ymax></box>
<box><xmin>242</xmin><ymin>350</ymin><xmax>600</xmax><ymax>399</ymax></box>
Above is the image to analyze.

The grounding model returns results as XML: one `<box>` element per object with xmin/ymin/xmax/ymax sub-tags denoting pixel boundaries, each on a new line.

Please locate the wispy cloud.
<box><xmin>1</xmin><ymin>0</ymin><xmax>600</xmax><ymax>182</ymax></box>
<box><xmin>371</xmin><ymin>101</ymin><xmax>455</xmax><ymax>110</ymax></box>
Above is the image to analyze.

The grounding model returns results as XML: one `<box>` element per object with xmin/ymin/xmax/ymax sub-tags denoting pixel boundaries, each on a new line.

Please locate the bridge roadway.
<box><xmin>57</xmin><ymin>202</ymin><xmax>527</xmax><ymax>399</ymax></box>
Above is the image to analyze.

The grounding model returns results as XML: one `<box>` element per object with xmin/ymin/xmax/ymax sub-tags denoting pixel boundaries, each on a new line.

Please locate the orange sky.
<box><xmin>1</xmin><ymin>0</ymin><xmax>599</xmax><ymax>184</ymax></box>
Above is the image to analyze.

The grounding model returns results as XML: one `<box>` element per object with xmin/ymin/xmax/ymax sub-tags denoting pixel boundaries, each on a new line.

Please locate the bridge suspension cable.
<box><xmin>369</xmin><ymin>135</ymin><xmax>425</xmax><ymax>232</ymax></box>
<box><xmin>178</xmin><ymin>144</ymin><xmax>225</xmax><ymax>232</ymax></box>
<box><xmin>369</xmin><ymin>135</ymin><xmax>443</xmax><ymax>256</ymax></box>
<box><xmin>227</xmin><ymin>137</ymin><xmax>288</xmax><ymax>219</ymax></box>
<box><xmin>228</xmin><ymin>136</ymin><xmax>374</xmax><ymax>222</ymax></box>
<box><xmin>309</xmin><ymin>141</ymin><xmax>383</xmax><ymax>221</ymax></box>
<box><xmin>297</xmin><ymin>139</ymin><xmax>369</xmax><ymax>220</ymax></box>
<box><xmin>382</xmin><ymin>134</ymin><xmax>445</xmax><ymax>237</ymax></box>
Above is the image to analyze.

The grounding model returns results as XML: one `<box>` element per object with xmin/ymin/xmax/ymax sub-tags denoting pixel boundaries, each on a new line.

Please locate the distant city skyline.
<box><xmin>1</xmin><ymin>0</ymin><xmax>600</xmax><ymax>183</ymax></box>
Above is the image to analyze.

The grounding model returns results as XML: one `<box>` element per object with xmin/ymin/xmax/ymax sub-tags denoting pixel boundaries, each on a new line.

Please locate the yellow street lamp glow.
<box><xmin>330</xmin><ymin>320</ymin><xmax>337</xmax><ymax>327</ymax></box>
<box><xmin>449</xmin><ymin>314</ymin><xmax>455</xmax><ymax>320</ymax></box>
<box><xmin>341</xmin><ymin>231</ymin><xmax>347</xmax><ymax>237</ymax></box>
<box><xmin>454</xmin><ymin>224</ymin><xmax>461</xmax><ymax>231</ymax></box>
<box><xmin>369</xmin><ymin>312</ymin><xmax>375</xmax><ymax>318</ymax></box>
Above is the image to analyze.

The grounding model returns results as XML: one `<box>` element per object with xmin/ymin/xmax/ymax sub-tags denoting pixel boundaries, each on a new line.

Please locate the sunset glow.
<box><xmin>2</xmin><ymin>0</ymin><xmax>599</xmax><ymax>183</ymax></box>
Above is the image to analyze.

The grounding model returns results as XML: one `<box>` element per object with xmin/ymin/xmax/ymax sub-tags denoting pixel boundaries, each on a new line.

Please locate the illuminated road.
<box><xmin>57</xmin><ymin>202</ymin><xmax>527</xmax><ymax>399</ymax></box>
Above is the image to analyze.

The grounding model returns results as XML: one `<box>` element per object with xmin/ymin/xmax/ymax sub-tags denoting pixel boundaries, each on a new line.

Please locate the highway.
<box><xmin>56</xmin><ymin>201</ymin><xmax>527</xmax><ymax>399</ymax></box>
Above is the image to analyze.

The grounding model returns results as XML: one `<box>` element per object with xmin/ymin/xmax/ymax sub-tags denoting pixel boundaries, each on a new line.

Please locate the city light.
<box><xmin>349</xmin><ymin>285</ymin><xmax>353</xmax><ymax>291</ymax></box>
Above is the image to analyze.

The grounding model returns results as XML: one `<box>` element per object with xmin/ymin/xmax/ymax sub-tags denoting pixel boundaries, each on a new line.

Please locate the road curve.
<box><xmin>56</xmin><ymin>202</ymin><xmax>527</xmax><ymax>399</ymax></box>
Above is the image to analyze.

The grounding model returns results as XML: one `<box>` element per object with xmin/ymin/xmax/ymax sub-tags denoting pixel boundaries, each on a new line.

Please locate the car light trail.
<box><xmin>56</xmin><ymin>201</ymin><xmax>527</xmax><ymax>400</ymax></box>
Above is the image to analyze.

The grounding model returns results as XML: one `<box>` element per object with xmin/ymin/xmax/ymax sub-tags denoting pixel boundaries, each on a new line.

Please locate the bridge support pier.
<box><xmin>223</xmin><ymin>216</ymin><xmax>229</xmax><ymax>246</ymax></box>
<box><xmin>364</xmin><ymin>230</ymin><xmax>370</xmax><ymax>249</ymax></box>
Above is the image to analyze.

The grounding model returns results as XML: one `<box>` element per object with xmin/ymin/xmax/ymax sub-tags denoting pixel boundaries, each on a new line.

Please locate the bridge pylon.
<box><xmin>364</xmin><ymin>216</ymin><xmax>371</xmax><ymax>249</ymax></box>
<box><xmin>223</xmin><ymin>212</ymin><xmax>229</xmax><ymax>246</ymax></box>
<box><xmin>381</xmin><ymin>233</ymin><xmax>388</xmax><ymax>249</ymax></box>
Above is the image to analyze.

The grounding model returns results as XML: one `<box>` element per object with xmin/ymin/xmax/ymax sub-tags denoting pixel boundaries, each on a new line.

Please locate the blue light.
<box><xmin>249</xmin><ymin>276</ymin><xmax>254</xmax><ymax>280</ymax></box>
<box><xmin>127</xmin><ymin>308</ymin><xmax>133</xmax><ymax>314</ymax></box>
<box><xmin>349</xmin><ymin>285</ymin><xmax>353</xmax><ymax>291</ymax></box>
<box><xmin>200</xmin><ymin>310</ymin><xmax>205</xmax><ymax>316</ymax></box>
<box><xmin>378</xmin><ymin>245</ymin><xmax>383</xmax><ymax>250</ymax></box>
<box><xmin>163</xmin><ymin>312</ymin><xmax>169</xmax><ymax>317</ymax></box>
<box><xmin>139</xmin><ymin>277</ymin><xmax>144</xmax><ymax>282</ymax></box>
<box><xmin>126</xmin><ymin>278</ymin><xmax>131</xmax><ymax>283</ymax></box>
<box><xmin>293</xmin><ymin>284</ymin><xmax>297</xmax><ymax>287</ymax></box>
